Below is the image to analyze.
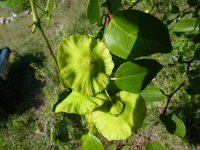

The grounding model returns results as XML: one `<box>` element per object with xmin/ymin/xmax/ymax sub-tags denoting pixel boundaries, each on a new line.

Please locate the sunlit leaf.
<box><xmin>86</xmin><ymin>0</ymin><xmax>101</xmax><ymax>24</ymax></box>
<box><xmin>160</xmin><ymin>113</ymin><xmax>186</xmax><ymax>138</ymax></box>
<box><xmin>115</xmin><ymin>60</ymin><xmax>162</xmax><ymax>93</ymax></box>
<box><xmin>140</xmin><ymin>86</ymin><xmax>165</xmax><ymax>102</ymax></box>
<box><xmin>82</xmin><ymin>134</ymin><xmax>104</xmax><ymax>150</ymax></box>
<box><xmin>145</xmin><ymin>141</ymin><xmax>166</xmax><ymax>150</ymax></box>
<box><xmin>55</xmin><ymin>91</ymin><xmax>108</xmax><ymax>115</ymax></box>
<box><xmin>122</xmin><ymin>145</ymin><xmax>130</xmax><ymax>150</ymax></box>
<box><xmin>107</xmin><ymin>144</ymin><xmax>117</xmax><ymax>150</ymax></box>
<box><xmin>172</xmin><ymin>18</ymin><xmax>200</xmax><ymax>33</ymax></box>
<box><xmin>104</xmin><ymin>10</ymin><xmax>172</xmax><ymax>59</ymax></box>
<box><xmin>57</xmin><ymin>35</ymin><xmax>114</xmax><ymax>96</ymax></box>
<box><xmin>92</xmin><ymin>91</ymin><xmax>146</xmax><ymax>141</ymax></box>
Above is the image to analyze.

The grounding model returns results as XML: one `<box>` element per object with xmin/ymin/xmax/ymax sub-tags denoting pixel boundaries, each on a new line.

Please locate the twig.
<box><xmin>162</xmin><ymin>59</ymin><xmax>193</xmax><ymax>114</ymax></box>
<box><xmin>100</xmin><ymin>0</ymin><xmax>112</xmax><ymax>39</ymax></box>
<box><xmin>128</xmin><ymin>0</ymin><xmax>142</xmax><ymax>10</ymax></box>
<box><xmin>106</xmin><ymin>0</ymin><xmax>111</xmax><ymax>15</ymax></box>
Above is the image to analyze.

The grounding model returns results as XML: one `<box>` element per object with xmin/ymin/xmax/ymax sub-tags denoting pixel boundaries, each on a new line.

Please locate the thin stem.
<box><xmin>162</xmin><ymin>60</ymin><xmax>193</xmax><ymax>114</ymax></box>
<box><xmin>105</xmin><ymin>89</ymin><xmax>113</xmax><ymax>103</ymax></box>
<box><xmin>128</xmin><ymin>0</ymin><xmax>142</xmax><ymax>10</ymax></box>
<box><xmin>29</xmin><ymin>0</ymin><xmax>65</xmax><ymax>89</ymax></box>
<box><xmin>101</xmin><ymin>0</ymin><xmax>112</xmax><ymax>35</ymax></box>
<box><xmin>106</xmin><ymin>0</ymin><xmax>111</xmax><ymax>15</ymax></box>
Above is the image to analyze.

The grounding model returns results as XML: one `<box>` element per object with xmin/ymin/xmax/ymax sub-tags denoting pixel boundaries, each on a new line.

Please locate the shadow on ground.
<box><xmin>0</xmin><ymin>51</ymin><xmax>45</xmax><ymax>120</ymax></box>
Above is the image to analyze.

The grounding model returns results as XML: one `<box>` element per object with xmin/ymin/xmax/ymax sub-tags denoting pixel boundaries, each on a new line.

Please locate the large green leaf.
<box><xmin>82</xmin><ymin>134</ymin><xmax>104</xmax><ymax>150</ymax></box>
<box><xmin>172</xmin><ymin>18</ymin><xmax>200</xmax><ymax>33</ymax></box>
<box><xmin>57</xmin><ymin>35</ymin><xmax>114</xmax><ymax>96</ymax></box>
<box><xmin>91</xmin><ymin>91</ymin><xmax>146</xmax><ymax>141</ymax></box>
<box><xmin>55</xmin><ymin>91</ymin><xmax>108</xmax><ymax>115</ymax></box>
<box><xmin>140</xmin><ymin>86</ymin><xmax>165</xmax><ymax>102</ymax></box>
<box><xmin>160</xmin><ymin>113</ymin><xmax>186</xmax><ymax>138</ymax></box>
<box><xmin>86</xmin><ymin>0</ymin><xmax>101</xmax><ymax>24</ymax></box>
<box><xmin>115</xmin><ymin>59</ymin><xmax>163</xmax><ymax>93</ymax></box>
<box><xmin>145</xmin><ymin>141</ymin><xmax>166</xmax><ymax>150</ymax></box>
<box><xmin>103</xmin><ymin>10</ymin><xmax>172</xmax><ymax>59</ymax></box>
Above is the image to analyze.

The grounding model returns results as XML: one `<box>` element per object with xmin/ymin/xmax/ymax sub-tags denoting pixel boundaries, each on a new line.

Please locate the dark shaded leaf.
<box><xmin>194</xmin><ymin>48</ymin><xmax>200</xmax><ymax>60</ymax></box>
<box><xmin>110</xmin><ymin>0</ymin><xmax>122</xmax><ymax>13</ymax></box>
<box><xmin>160</xmin><ymin>113</ymin><xmax>186</xmax><ymax>138</ymax></box>
<box><xmin>186</xmin><ymin>76</ymin><xmax>200</xmax><ymax>95</ymax></box>
<box><xmin>53</xmin><ymin>118</ymin><xmax>69</xmax><ymax>144</ymax></box>
<box><xmin>86</xmin><ymin>0</ymin><xmax>101</xmax><ymax>24</ymax></box>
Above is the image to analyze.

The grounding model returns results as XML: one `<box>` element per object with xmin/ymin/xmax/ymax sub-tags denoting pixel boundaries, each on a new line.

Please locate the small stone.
<box><xmin>0</xmin><ymin>17</ymin><xmax>4</xmax><ymax>24</ymax></box>
<box><xmin>11</xmin><ymin>12</ymin><xmax>17</xmax><ymax>18</ymax></box>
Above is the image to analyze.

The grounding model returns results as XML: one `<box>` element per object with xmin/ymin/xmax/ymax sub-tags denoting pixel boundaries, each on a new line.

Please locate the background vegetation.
<box><xmin>0</xmin><ymin>0</ymin><xmax>200</xmax><ymax>149</ymax></box>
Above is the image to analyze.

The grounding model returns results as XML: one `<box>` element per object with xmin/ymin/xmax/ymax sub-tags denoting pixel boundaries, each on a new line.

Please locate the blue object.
<box><xmin>0</xmin><ymin>47</ymin><xmax>11</xmax><ymax>80</ymax></box>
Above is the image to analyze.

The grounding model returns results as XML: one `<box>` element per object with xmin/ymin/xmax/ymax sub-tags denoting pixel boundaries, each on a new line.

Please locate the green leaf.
<box><xmin>115</xmin><ymin>59</ymin><xmax>163</xmax><ymax>93</ymax></box>
<box><xmin>172</xmin><ymin>18</ymin><xmax>200</xmax><ymax>33</ymax></box>
<box><xmin>55</xmin><ymin>91</ymin><xmax>108</xmax><ymax>115</ymax></box>
<box><xmin>145</xmin><ymin>141</ymin><xmax>166</xmax><ymax>150</ymax></box>
<box><xmin>140</xmin><ymin>86</ymin><xmax>165</xmax><ymax>102</ymax></box>
<box><xmin>194</xmin><ymin>48</ymin><xmax>200</xmax><ymax>60</ymax></box>
<box><xmin>86</xmin><ymin>0</ymin><xmax>101</xmax><ymax>24</ymax></box>
<box><xmin>57</xmin><ymin>35</ymin><xmax>114</xmax><ymax>96</ymax></box>
<box><xmin>186</xmin><ymin>76</ymin><xmax>200</xmax><ymax>95</ymax></box>
<box><xmin>82</xmin><ymin>134</ymin><xmax>104</xmax><ymax>150</ymax></box>
<box><xmin>92</xmin><ymin>91</ymin><xmax>146</xmax><ymax>141</ymax></box>
<box><xmin>110</xmin><ymin>0</ymin><xmax>122</xmax><ymax>13</ymax></box>
<box><xmin>53</xmin><ymin>118</ymin><xmax>69</xmax><ymax>144</ymax></box>
<box><xmin>122</xmin><ymin>145</ymin><xmax>130</xmax><ymax>150</ymax></box>
<box><xmin>160</xmin><ymin>113</ymin><xmax>186</xmax><ymax>138</ymax></box>
<box><xmin>107</xmin><ymin>144</ymin><xmax>117</xmax><ymax>150</ymax></box>
<box><xmin>168</xmin><ymin>4</ymin><xmax>179</xmax><ymax>14</ymax></box>
<box><xmin>104</xmin><ymin>10</ymin><xmax>172</xmax><ymax>59</ymax></box>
